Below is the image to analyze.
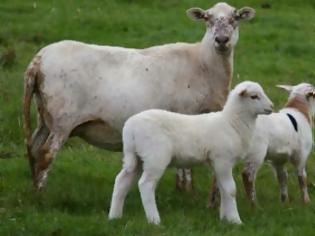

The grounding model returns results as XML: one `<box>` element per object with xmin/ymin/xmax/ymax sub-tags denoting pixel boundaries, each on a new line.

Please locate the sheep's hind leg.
<box><xmin>34</xmin><ymin>132</ymin><xmax>66</xmax><ymax>190</ymax></box>
<box><xmin>207</xmin><ymin>176</ymin><xmax>220</xmax><ymax>209</ymax></box>
<box><xmin>176</xmin><ymin>168</ymin><xmax>194</xmax><ymax>192</ymax></box>
<box><xmin>28</xmin><ymin>122</ymin><xmax>50</xmax><ymax>180</ymax></box>
<box><xmin>109</xmin><ymin>153</ymin><xmax>140</xmax><ymax>219</ymax></box>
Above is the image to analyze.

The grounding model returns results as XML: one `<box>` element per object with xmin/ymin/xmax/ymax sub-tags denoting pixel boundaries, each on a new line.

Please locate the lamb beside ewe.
<box><xmin>108</xmin><ymin>81</ymin><xmax>273</xmax><ymax>224</ymax></box>
<box><xmin>241</xmin><ymin>83</ymin><xmax>315</xmax><ymax>205</ymax></box>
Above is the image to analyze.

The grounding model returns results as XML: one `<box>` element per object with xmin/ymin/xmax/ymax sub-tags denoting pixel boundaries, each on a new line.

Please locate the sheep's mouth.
<box><xmin>215</xmin><ymin>45</ymin><xmax>231</xmax><ymax>55</ymax></box>
<box><xmin>263</xmin><ymin>109</ymin><xmax>273</xmax><ymax>115</ymax></box>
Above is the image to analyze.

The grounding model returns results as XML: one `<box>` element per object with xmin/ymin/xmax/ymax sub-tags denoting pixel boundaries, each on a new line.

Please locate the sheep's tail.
<box><xmin>23</xmin><ymin>56</ymin><xmax>41</xmax><ymax>151</ymax></box>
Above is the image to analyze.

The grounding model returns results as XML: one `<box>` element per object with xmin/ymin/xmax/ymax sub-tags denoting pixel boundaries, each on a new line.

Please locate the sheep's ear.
<box><xmin>187</xmin><ymin>7</ymin><xmax>209</xmax><ymax>21</ymax></box>
<box><xmin>235</xmin><ymin>7</ymin><xmax>255</xmax><ymax>21</ymax></box>
<box><xmin>239</xmin><ymin>89</ymin><xmax>248</xmax><ymax>97</ymax></box>
<box><xmin>306</xmin><ymin>91</ymin><xmax>315</xmax><ymax>98</ymax></box>
<box><xmin>276</xmin><ymin>85</ymin><xmax>293</xmax><ymax>93</ymax></box>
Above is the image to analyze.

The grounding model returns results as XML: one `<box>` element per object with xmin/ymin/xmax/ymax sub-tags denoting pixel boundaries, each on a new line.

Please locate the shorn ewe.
<box><xmin>241</xmin><ymin>83</ymin><xmax>315</xmax><ymax>205</ymax></box>
<box><xmin>109</xmin><ymin>81</ymin><xmax>273</xmax><ymax>224</ymax></box>
<box><xmin>23</xmin><ymin>2</ymin><xmax>255</xmax><ymax>190</ymax></box>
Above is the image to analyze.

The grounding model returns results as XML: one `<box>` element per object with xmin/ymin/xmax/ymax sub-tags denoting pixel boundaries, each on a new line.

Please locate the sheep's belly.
<box><xmin>169</xmin><ymin>155</ymin><xmax>204</xmax><ymax>168</ymax></box>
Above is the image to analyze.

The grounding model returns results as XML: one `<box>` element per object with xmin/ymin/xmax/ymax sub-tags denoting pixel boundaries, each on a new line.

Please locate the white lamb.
<box><xmin>242</xmin><ymin>83</ymin><xmax>315</xmax><ymax>205</ymax></box>
<box><xmin>108</xmin><ymin>81</ymin><xmax>273</xmax><ymax>224</ymax></box>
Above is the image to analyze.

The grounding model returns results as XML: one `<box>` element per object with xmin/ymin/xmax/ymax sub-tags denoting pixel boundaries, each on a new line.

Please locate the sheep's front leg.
<box><xmin>207</xmin><ymin>177</ymin><xmax>220</xmax><ymax>209</ymax></box>
<box><xmin>272</xmin><ymin>163</ymin><xmax>289</xmax><ymax>202</ymax></box>
<box><xmin>138</xmin><ymin>170</ymin><xmax>164</xmax><ymax>224</ymax></box>
<box><xmin>214</xmin><ymin>161</ymin><xmax>242</xmax><ymax>224</ymax></box>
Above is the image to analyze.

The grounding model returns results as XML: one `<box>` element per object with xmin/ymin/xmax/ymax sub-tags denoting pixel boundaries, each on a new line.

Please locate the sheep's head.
<box><xmin>277</xmin><ymin>83</ymin><xmax>315</xmax><ymax>118</ymax></box>
<box><xmin>187</xmin><ymin>2</ymin><xmax>255</xmax><ymax>55</ymax></box>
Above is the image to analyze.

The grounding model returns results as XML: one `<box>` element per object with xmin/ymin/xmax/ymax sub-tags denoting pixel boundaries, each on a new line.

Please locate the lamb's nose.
<box><xmin>215</xmin><ymin>36</ymin><xmax>229</xmax><ymax>45</ymax></box>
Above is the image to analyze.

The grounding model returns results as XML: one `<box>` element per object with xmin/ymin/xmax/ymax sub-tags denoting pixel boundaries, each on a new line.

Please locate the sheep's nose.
<box><xmin>215</xmin><ymin>36</ymin><xmax>229</xmax><ymax>45</ymax></box>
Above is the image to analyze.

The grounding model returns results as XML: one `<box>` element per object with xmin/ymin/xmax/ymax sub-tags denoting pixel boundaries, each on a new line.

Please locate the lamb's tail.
<box><xmin>23</xmin><ymin>56</ymin><xmax>41</xmax><ymax>156</ymax></box>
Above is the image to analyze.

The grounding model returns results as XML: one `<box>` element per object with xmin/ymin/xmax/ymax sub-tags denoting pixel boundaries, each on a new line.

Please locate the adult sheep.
<box><xmin>109</xmin><ymin>81</ymin><xmax>273</xmax><ymax>224</ymax></box>
<box><xmin>23</xmin><ymin>2</ymin><xmax>255</xmax><ymax>190</ymax></box>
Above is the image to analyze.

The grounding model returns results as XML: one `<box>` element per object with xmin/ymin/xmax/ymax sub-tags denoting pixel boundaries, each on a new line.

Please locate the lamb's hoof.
<box><xmin>108</xmin><ymin>212</ymin><xmax>122</xmax><ymax>220</ymax></box>
<box><xmin>148</xmin><ymin>216</ymin><xmax>161</xmax><ymax>225</ymax></box>
<box><xmin>222</xmin><ymin>216</ymin><xmax>242</xmax><ymax>225</ymax></box>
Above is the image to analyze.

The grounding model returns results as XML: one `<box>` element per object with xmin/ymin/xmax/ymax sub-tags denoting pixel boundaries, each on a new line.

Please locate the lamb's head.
<box><xmin>187</xmin><ymin>2</ymin><xmax>255</xmax><ymax>55</ymax></box>
<box><xmin>277</xmin><ymin>83</ymin><xmax>315</xmax><ymax>119</ymax></box>
<box><xmin>225</xmin><ymin>81</ymin><xmax>273</xmax><ymax>117</ymax></box>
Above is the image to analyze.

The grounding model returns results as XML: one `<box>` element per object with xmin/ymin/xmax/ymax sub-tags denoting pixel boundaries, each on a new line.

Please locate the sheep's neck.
<box><xmin>199</xmin><ymin>31</ymin><xmax>233</xmax><ymax>110</ymax></box>
<box><xmin>285</xmin><ymin>96</ymin><xmax>311</xmax><ymax>124</ymax></box>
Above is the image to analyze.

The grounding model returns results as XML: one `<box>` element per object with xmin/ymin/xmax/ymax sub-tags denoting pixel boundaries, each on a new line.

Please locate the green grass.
<box><xmin>1</xmin><ymin>0</ymin><xmax>315</xmax><ymax>235</ymax></box>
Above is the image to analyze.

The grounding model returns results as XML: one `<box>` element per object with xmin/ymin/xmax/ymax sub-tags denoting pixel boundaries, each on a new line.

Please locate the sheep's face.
<box><xmin>277</xmin><ymin>83</ymin><xmax>315</xmax><ymax>117</ymax></box>
<box><xmin>236</xmin><ymin>81</ymin><xmax>273</xmax><ymax>116</ymax></box>
<box><xmin>187</xmin><ymin>3</ymin><xmax>255</xmax><ymax>55</ymax></box>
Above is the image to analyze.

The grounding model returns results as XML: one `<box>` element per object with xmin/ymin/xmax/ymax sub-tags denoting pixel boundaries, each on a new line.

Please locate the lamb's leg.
<box><xmin>273</xmin><ymin>163</ymin><xmax>289</xmax><ymax>202</ymax></box>
<box><xmin>242</xmin><ymin>160</ymin><xmax>262</xmax><ymax>206</ymax></box>
<box><xmin>34</xmin><ymin>132</ymin><xmax>66</xmax><ymax>190</ymax></box>
<box><xmin>109</xmin><ymin>156</ymin><xmax>139</xmax><ymax>219</ymax></box>
<box><xmin>214</xmin><ymin>161</ymin><xmax>242</xmax><ymax>224</ymax></box>
<box><xmin>138</xmin><ymin>169</ymin><xmax>165</xmax><ymax>224</ymax></box>
<box><xmin>297</xmin><ymin>168</ymin><xmax>310</xmax><ymax>203</ymax></box>
<box><xmin>294</xmin><ymin>159</ymin><xmax>311</xmax><ymax>203</ymax></box>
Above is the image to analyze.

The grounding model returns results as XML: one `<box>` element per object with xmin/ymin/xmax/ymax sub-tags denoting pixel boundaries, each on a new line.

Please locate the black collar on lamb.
<box><xmin>286</xmin><ymin>113</ymin><xmax>298</xmax><ymax>132</ymax></box>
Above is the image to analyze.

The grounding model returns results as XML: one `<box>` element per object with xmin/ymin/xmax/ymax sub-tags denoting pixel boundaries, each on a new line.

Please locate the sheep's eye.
<box><xmin>250</xmin><ymin>95</ymin><xmax>260</xmax><ymax>100</ymax></box>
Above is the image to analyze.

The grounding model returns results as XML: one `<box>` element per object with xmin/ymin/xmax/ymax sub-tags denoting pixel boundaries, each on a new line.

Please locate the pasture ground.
<box><xmin>0</xmin><ymin>0</ymin><xmax>315</xmax><ymax>235</ymax></box>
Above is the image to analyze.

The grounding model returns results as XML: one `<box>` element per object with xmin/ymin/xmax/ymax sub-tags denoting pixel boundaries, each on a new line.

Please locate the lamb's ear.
<box><xmin>276</xmin><ymin>85</ymin><xmax>293</xmax><ymax>93</ymax></box>
<box><xmin>186</xmin><ymin>7</ymin><xmax>209</xmax><ymax>21</ymax></box>
<box><xmin>239</xmin><ymin>89</ymin><xmax>248</xmax><ymax>97</ymax></box>
<box><xmin>235</xmin><ymin>7</ymin><xmax>255</xmax><ymax>21</ymax></box>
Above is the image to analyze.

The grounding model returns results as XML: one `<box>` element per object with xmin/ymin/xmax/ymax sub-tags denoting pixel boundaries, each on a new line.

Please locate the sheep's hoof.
<box><xmin>184</xmin><ymin>182</ymin><xmax>194</xmax><ymax>193</ymax></box>
<box><xmin>303</xmin><ymin>197</ymin><xmax>311</xmax><ymax>204</ymax></box>
<box><xmin>206</xmin><ymin>200</ymin><xmax>219</xmax><ymax>209</ymax></box>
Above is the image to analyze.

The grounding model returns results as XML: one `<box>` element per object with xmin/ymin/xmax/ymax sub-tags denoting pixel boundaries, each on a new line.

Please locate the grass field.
<box><xmin>1</xmin><ymin>0</ymin><xmax>315</xmax><ymax>235</ymax></box>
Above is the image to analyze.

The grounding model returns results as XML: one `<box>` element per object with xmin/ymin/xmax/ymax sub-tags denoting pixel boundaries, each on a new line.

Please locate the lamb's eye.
<box><xmin>250</xmin><ymin>95</ymin><xmax>259</xmax><ymax>100</ymax></box>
